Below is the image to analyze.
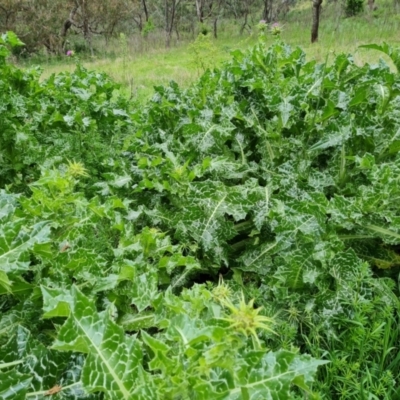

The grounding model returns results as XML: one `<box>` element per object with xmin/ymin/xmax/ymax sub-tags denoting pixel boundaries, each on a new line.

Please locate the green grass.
<box><xmin>36</xmin><ymin>33</ymin><xmax>257</xmax><ymax>101</ymax></box>
<box><xmin>30</xmin><ymin>0</ymin><xmax>400</xmax><ymax>102</ymax></box>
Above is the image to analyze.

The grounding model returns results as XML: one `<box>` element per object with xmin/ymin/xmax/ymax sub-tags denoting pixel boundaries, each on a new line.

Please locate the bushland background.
<box><xmin>2</xmin><ymin>0</ymin><xmax>399</xmax><ymax>100</ymax></box>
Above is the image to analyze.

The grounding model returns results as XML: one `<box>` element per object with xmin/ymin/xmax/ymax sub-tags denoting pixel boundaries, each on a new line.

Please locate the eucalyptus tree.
<box><xmin>192</xmin><ymin>0</ymin><xmax>226</xmax><ymax>37</ymax></box>
<box><xmin>262</xmin><ymin>0</ymin><xmax>274</xmax><ymax>22</ymax></box>
<box><xmin>123</xmin><ymin>0</ymin><xmax>152</xmax><ymax>32</ymax></box>
<box><xmin>0</xmin><ymin>0</ymin><xmax>129</xmax><ymax>54</ymax></box>
<box><xmin>311</xmin><ymin>0</ymin><xmax>322</xmax><ymax>42</ymax></box>
<box><xmin>0</xmin><ymin>0</ymin><xmax>71</xmax><ymax>54</ymax></box>
<box><xmin>64</xmin><ymin>0</ymin><xmax>129</xmax><ymax>54</ymax></box>
<box><xmin>163</xmin><ymin>0</ymin><xmax>182</xmax><ymax>47</ymax></box>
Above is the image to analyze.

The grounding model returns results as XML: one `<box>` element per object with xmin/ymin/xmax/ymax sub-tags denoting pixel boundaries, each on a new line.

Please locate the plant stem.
<box><xmin>0</xmin><ymin>360</ymin><xmax>24</xmax><ymax>370</ymax></box>
<box><xmin>26</xmin><ymin>382</ymin><xmax>81</xmax><ymax>397</ymax></box>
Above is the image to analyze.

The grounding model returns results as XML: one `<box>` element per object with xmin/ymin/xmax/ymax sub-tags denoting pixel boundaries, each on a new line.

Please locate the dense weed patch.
<box><xmin>1</xmin><ymin>31</ymin><xmax>400</xmax><ymax>399</ymax></box>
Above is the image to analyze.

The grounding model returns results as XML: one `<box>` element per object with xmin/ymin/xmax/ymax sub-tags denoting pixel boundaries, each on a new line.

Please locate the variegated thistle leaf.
<box><xmin>0</xmin><ymin>219</ymin><xmax>50</xmax><ymax>272</ymax></box>
<box><xmin>52</xmin><ymin>287</ymin><xmax>154</xmax><ymax>399</ymax></box>
<box><xmin>0</xmin><ymin>193</ymin><xmax>51</xmax><ymax>292</ymax></box>
<box><xmin>0</xmin><ymin>370</ymin><xmax>31</xmax><ymax>400</ymax></box>
<box><xmin>225</xmin><ymin>350</ymin><xmax>328</xmax><ymax>399</ymax></box>
<box><xmin>0</xmin><ymin>326</ymin><xmax>95</xmax><ymax>399</ymax></box>
<box><xmin>173</xmin><ymin>182</ymin><xmax>256</xmax><ymax>265</ymax></box>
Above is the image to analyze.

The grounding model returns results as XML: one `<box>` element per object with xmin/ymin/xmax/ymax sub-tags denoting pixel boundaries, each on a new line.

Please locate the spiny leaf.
<box><xmin>52</xmin><ymin>287</ymin><xmax>153</xmax><ymax>399</ymax></box>
<box><xmin>0</xmin><ymin>220</ymin><xmax>51</xmax><ymax>273</ymax></box>
<box><xmin>0</xmin><ymin>326</ymin><xmax>86</xmax><ymax>400</ymax></box>
<box><xmin>0</xmin><ymin>370</ymin><xmax>31</xmax><ymax>400</ymax></box>
<box><xmin>228</xmin><ymin>350</ymin><xmax>328</xmax><ymax>399</ymax></box>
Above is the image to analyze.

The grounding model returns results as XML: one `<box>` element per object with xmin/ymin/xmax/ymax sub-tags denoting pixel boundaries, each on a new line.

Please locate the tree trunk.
<box><xmin>262</xmin><ymin>0</ymin><xmax>273</xmax><ymax>22</ymax></box>
<box><xmin>368</xmin><ymin>0</ymin><xmax>377</xmax><ymax>10</ymax></box>
<box><xmin>60</xmin><ymin>4</ymin><xmax>78</xmax><ymax>52</ymax></box>
<box><xmin>195</xmin><ymin>0</ymin><xmax>204</xmax><ymax>23</ymax></box>
<box><xmin>133</xmin><ymin>15</ymin><xmax>143</xmax><ymax>31</ymax></box>
<box><xmin>165</xmin><ymin>0</ymin><xmax>169</xmax><ymax>47</ymax></box>
<box><xmin>167</xmin><ymin>0</ymin><xmax>181</xmax><ymax>47</ymax></box>
<box><xmin>281</xmin><ymin>0</ymin><xmax>290</xmax><ymax>19</ymax></box>
<box><xmin>142</xmin><ymin>0</ymin><xmax>149</xmax><ymax>21</ymax></box>
<box><xmin>75</xmin><ymin>0</ymin><xmax>93</xmax><ymax>56</ymax></box>
<box><xmin>165</xmin><ymin>0</ymin><xmax>178</xmax><ymax>48</ymax></box>
<box><xmin>83</xmin><ymin>22</ymin><xmax>94</xmax><ymax>56</ymax></box>
<box><xmin>240</xmin><ymin>5</ymin><xmax>249</xmax><ymax>35</ymax></box>
<box><xmin>311</xmin><ymin>0</ymin><xmax>323</xmax><ymax>43</ymax></box>
<box><xmin>213</xmin><ymin>16</ymin><xmax>218</xmax><ymax>38</ymax></box>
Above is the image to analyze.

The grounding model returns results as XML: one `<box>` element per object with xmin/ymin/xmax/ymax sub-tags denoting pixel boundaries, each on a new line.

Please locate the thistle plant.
<box><xmin>212</xmin><ymin>275</ymin><xmax>232</xmax><ymax>302</ymax></box>
<box><xmin>221</xmin><ymin>292</ymin><xmax>276</xmax><ymax>348</ymax></box>
<box><xmin>270</xmin><ymin>22</ymin><xmax>283</xmax><ymax>37</ymax></box>
<box><xmin>66</xmin><ymin>160</ymin><xmax>89</xmax><ymax>178</ymax></box>
<box><xmin>256</xmin><ymin>20</ymin><xmax>268</xmax><ymax>42</ymax></box>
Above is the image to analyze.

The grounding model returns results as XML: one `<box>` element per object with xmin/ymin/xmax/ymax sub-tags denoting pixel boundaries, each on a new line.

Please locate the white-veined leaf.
<box><xmin>52</xmin><ymin>287</ymin><xmax>154</xmax><ymax>399</ymax></box>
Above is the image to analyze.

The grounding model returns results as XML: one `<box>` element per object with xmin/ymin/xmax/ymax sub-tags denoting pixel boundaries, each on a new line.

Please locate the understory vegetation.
<box><xmin>1</xmin><ymin>29</ymin><xmax>400</xmax><ymax>399</ymax></box>
<box><xmin>35</xmin><ymin>0</ymin><xmax>400</xmax><ymax>102</ymax></box>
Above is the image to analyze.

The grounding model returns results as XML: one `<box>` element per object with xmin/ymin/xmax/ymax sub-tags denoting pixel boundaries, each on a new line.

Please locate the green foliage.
<box><xmin>199</xmin><ymin>23</ymin><xmax>211</xmax><ymax>36</ymax></box>
<box><xmin>0</xmin><ymin>31</ymin><xmax>24</xmax><ymax>55</ymax></box>
<box><xmin>142</xmin><ymin>19</ymin><xmax>155</xmax><ymax>38</ymax></box>
<box><xmin>344</xmin><ymin>0</ymin><xmax>364</xmax><ymax>17</ymax></box>
<box><xmin>2</xmin><ymin>31</ymin><xmax>400</xmax><ymax>399</ymax></box>
<box><xmin>0</xmin><ymin>155</ymin><xmax>325</xmax><ymax>398</ymax></box>
<box><xmin>120</xmin><ymin>40</ymin><xmax>400</xmax><ymax>397</ymax></box>
<box><xmin>0</xmin><ymin>174</ymin><xmax>324</xmax><ymax>398</ymax></box>
<box><xmin>189</xmin><ymin>33</ymin><xmax>218</xmax><ymax>73</ymax></box>
<box><xmin>360</xmin><ymin>42</ymin><xmax>400</xmax><ymax>72</ymax></box>
<box><xmin>0</xmin><ymin>33</ymin><xmax>132</xmax><ymax>191</ymax></box>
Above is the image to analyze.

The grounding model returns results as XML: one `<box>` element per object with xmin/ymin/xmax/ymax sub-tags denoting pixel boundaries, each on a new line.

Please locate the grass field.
<box><xmin>31</xmin><ymin>0</ymin><xmax>400</xmax><ymax>101</ymax></box>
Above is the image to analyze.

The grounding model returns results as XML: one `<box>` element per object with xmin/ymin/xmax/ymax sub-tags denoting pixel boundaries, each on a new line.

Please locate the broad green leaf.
<box><xmin>309</xmin><ymin>125</ymin><xmax>351</xmax><ymax>151</ymax></box>
<box><xmin>4</xmin><ymin>31</ymin><xmax>25</xmax><ymax>47</ymax></box>
<box><xmin>359</xmin><ymin>42</ymin><xmax>400</xmax><ymax>71</ymax></box>
<box><xmin>278</xmin><ymin>98</ymin><xmax>294</xmax><ymax>128</ymax></box>
<box><xmin>131</xmin><ymin>271</ymin><xmax>159</xmax><ymax>312</ymax></box>
<box><xmin>0</xmin><ymin>277</ymin><xmax>31</xmax><ymax>296</ymax></box>
<box><xmin>52</xmin><ymin>287</ymin><xmax>153</xmax><ymax>399</ymax></box>
<box><xmin>41</xmin><ymin>286</ymin><xmax>74</xmax><ymax>318</ymax></box>
<box><xmin>226</xmin><ymin>350</ymin><xmax>328</xmax><ymax>399</ymax></box>
<box><xmin>0</xmin><ymin>370</ymin><xmax>31</xmax><ymax>400</ymax></box>
<box><xmin>0</xmin><ymin>271</ymin><xmax>11</xmax><ymax>293</ymax></box>
<box><xmin>274</xmin><ymin>248</ymin><xmax>316</xmax><ymax>289</ymax></box>
<box><xmin>0</xmin><ymin>326</ymin><xmax>85</xmax><ymax>399</ymax></box>
<box><xmin>0</xmin><ymin>220</ymin><xmax>51</xmax><ymax>273</ymax></box>
<box><xmin>119</xmin><ymin>312</ymin><xmax>155</xmax><ymax>331</ymax></box>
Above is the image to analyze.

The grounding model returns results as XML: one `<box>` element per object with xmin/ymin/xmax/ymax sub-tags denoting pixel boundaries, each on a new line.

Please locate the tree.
<box><xmin>164</xmin><ymin>0</ymin><xmax>182</xmax><ymax>47</ymax></box>
<box><xmin>0</xmin><ymin>0</ymin><xmax>71</xmax><ymax>54</ymax></box>
<box><xmin>0</xmin><ymin>0</ymin><xmax>129</xmax><ymax>55</ymax></box>
<box><xmin>212</xmin><ymin>0</ymin><xmax>225</xmax><ymax>38</ymax></box>
<box><xmin>60</xmin><ymin>4</ymin><xmax>79</xmax><ymax>50</ymax></box>
<box><xmin>239</xmin><ymin>0</ymin><xmax>258</xmax><ymax>35</ymax></box>
<box><xmin>68</xmin><ymin>0</ymin><xmax>129</xmax><ymax>54</ymax></box>
<box><xmin>0</xmin><ymin>0</ymin><xmax>25</xmax><ymax>31</ymax></box>
<box><xmin>125</xmin><ymin>0</ymin><xmax>151</xmax><ymax>32</ymax></box>
<box><xmin>262</xmin><ymin>0</ymin><xmax>274</xmax><ymax>22</ymax></box>
<box><xmin>194</xmin><ymin>0</ymin><xmax>226</xmax><ymax>38</ymax></box>
<box><xmin>311</xmin><ymin>0</ymin><xmax>323</xmax><ymax>43</ymax></box>
<box><xmin>142</xmin><ymin>0</ymin><xmax>149</xmax><ymax>21</ymax></box>
<box><xmin>195</xmin><ymin>0</ymin><xmax>206</xmax><ymax>22</ymax></box>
